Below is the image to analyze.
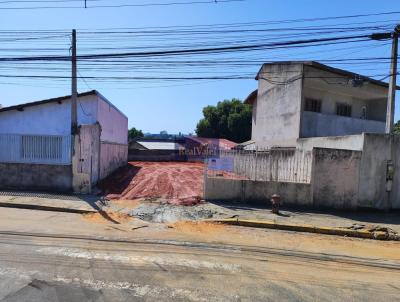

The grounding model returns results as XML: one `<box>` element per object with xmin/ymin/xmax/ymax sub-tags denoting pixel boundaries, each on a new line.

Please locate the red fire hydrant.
<box><xmin>270</xmin><ymin>194</ymin><xmax>281</xmax><ymax>214</ymax></box>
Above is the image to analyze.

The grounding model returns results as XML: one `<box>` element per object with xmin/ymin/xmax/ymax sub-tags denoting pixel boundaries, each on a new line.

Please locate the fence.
<box><xmin>206</xmin><ymin>148</ymin><xmax>312</xmax><ymax>183</ymax></box>
<box><xmin>0</xmin><ymin>134</ymin><xmax>72</xmax><ymax>165</ymax></box>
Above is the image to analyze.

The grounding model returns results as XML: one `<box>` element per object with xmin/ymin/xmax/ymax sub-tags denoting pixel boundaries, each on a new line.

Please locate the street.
<box><xmin>0</xmin><ymin>207</ymin><xmax>399</xmax><ymax>301</ymax></box>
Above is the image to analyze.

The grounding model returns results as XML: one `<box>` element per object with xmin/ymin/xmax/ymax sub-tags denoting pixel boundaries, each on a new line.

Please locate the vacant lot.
<box><xmin>99</xmin><ymin>161</ymin><xmax>204</xmax><ymax>205</ymax></box>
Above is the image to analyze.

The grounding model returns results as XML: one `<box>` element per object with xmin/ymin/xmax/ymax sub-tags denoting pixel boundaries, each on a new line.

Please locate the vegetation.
<box><xmin>195</xmin><ymin>98</ymin><xmax>252</xmax><ymax>143</ymax></box>
<box><xmin>128</xmin><ymin>127</ymin><xmax>144</xmax><ymax>140</ymax></box>
<box><xmin>394</xmin><ymin>120</ymin><xmax>400</xmax><ymax>134</ymax></box>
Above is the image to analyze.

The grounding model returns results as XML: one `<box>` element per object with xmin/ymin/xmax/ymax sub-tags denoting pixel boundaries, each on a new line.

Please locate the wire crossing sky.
<box><xmin>0</xmin><ymin>0</ymin><xmax>399</xmax><ymax>133</ymax></box>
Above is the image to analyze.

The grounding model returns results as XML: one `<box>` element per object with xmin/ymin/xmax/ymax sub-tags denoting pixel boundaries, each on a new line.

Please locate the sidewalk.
<box><xmin>0</xmin><ymin>191</ymin><xmax>101</xmax><ymax>213</ymax></box>
<box><xmin>208</xmin><ymin>200</ymin><xmax>400</xmax><ymax>235</ymax></box>
<box><xmin>0</xmin><ymin>191</ymin><xmax>398</xmax><ymax>240</ymax></box>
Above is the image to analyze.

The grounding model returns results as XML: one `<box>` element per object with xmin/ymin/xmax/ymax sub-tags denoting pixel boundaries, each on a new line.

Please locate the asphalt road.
<box><xmin>0</xmin><ymin>231</ymin><xmax>399</xmax><ymax>302</ymax></box>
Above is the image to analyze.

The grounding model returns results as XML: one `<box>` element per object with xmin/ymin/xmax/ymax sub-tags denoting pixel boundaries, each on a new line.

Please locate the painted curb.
<box><xmin>0</xmin><ymin>202</ymin><xmax>97</xmax><ymax>214</ymax></box>
<box><xmin>210</xmin><ymin>218</ymin><xmax>400</xmax><ymax>241</ymax></box>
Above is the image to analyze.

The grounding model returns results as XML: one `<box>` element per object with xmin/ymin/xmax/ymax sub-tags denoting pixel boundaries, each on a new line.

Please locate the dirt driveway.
<box><xmin>99</xmin><ymin>161</ymin><xmax>204</xmax><ymax>205</ymax></box>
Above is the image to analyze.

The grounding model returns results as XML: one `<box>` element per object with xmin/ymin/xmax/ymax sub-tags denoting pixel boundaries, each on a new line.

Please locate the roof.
<box><xmin>0</xmin><ymin>90</ymin><xmax>128</xmax><ymax>119</ymax></box>
<box><xmin>185</xmin><ymin>136</ymin><xmax>237</xmax><ymax>150</ymax></box>
<box><xmin>237</xmin><ymin>140</ymin><xmax>255</xmax><ymax>147</ymax></box>
<box><xmin>255</xmin><ymin>61</ymin><xmax>400</xmax><ymax>90</ymax></box>
<box><xmin>136</xmin><ymin>140</ymin><xmax>185</xmax><ymax>150</ymax></box>
<box><xmin>243</xmin><ymin>89</ymin><xmax>257</xmax><ymax>105</ymax></box>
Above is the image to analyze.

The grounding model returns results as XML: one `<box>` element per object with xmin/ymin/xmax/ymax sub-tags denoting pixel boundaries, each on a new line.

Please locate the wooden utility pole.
<box><xmin>71</xmin><ymin>29</ymin><xmax>78</xmax><ymax>135</ymax></box>
<box><xmin>385</xmin><ymin>25</ymin><xmax>399</xmax><ymax>133</ymax></box>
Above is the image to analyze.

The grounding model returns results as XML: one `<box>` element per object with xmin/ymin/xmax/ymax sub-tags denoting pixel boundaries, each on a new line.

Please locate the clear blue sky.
<box><xmin>0</xmin><ymin>0</ymin><xmax>399</xmax><ymax>134</ymax></box>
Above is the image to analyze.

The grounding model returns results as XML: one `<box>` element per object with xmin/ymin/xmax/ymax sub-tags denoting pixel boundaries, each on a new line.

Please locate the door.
<box><xmin>78</xmin><ymin>124</ymin><xmax>101</xmax><ymax>186</ymax></box>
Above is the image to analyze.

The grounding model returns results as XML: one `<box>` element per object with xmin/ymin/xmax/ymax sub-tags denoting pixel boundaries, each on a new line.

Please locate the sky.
<box><xmin>0</xmin><ymin>0</ymin><xmax>399</xmax><ymax>134</ymax></box>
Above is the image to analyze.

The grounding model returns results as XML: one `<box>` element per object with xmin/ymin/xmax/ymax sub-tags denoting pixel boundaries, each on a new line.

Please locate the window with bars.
<box><xmin>21</xmin><ymin>135</ymin><xmax>63</xmax><ymax>161</ymax></box>
<box><xmin>304</xmin><ymin>98</ymin><xmax>322</xmax><ymax>113</ymax></box>
<box><xmin>336</xmin><ymin>103</ymin><xmax>352</xmax><ymax>117</ymax></box>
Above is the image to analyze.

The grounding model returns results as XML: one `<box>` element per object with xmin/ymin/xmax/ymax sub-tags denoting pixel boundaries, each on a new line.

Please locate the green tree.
<box><xmin>128</xmin><ymin>127</ymin><xmax>144</xmax><ymax>140</ymax></box>
<box><xmin>195</xmin><ymin>98</ymin><xmax>252</xmax><ymax>143</ymax></box>
<box><xmin>394</xmin><ymin>120</ymin><xmax>400</xmax><ymax>134</ymax></box>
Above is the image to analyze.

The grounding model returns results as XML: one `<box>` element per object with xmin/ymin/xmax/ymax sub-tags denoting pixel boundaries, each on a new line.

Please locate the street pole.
<box><xmin>71</xmin><ymin>29</ymin><xmax>78</xmax><ymax>135</ymax></box>
<box><xmin>71</xmin><ymin>29</ymin><xmax>79</xmax><ymax>193</ymax></box>
<box><xmin>385</xmin><ymin>25</ymin><xmax>399</xmax><ymax>134</ymax></box>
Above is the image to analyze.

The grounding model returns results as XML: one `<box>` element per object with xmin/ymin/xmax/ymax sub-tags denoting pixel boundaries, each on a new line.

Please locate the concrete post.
<box><xmin>70</xmin><ymin>29</ymin><xmax>81</xmax><ymax>193</ymax></box>
<box><xmin>385</xmin><ymin>27</ymin><xmax>399</xmax><ymax>134</ymax></box>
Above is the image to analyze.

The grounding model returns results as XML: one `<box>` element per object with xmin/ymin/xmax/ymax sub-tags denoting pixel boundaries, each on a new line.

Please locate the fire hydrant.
<box><xmin>270</xmin><ymin>194</ymin><xmax>281</xmax><ymax>214</ymax></box>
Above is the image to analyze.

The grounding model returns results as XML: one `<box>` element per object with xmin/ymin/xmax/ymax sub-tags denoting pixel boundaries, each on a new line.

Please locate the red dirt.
<box><xmin>98</xmin><ymin>161</ymin><xmax>204</xmax><ymax>205</ymax></box>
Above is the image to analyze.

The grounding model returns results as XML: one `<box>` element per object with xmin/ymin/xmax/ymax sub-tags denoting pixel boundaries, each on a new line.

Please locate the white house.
<box><xmin>0</xmin><ymin>90</ymin><xmax>128</xmax><ymax>192</ymax></box>
<box><xmin>238</xmin><ymin>61</ymin><xmax>400</xmax><ymax>210</ymax></box>
<box><xmin>245</xmin><ymin>61</ymin><xmax>391</xmax><ymax>149</ymax></box>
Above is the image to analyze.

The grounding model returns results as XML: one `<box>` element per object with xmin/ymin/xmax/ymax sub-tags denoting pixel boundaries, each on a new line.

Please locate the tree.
<box><xmin>128</xmin><ymin>127</ymin><xmax>144</xmax><ymax>140</ymax></box>
<box><xmin>195</xmin><ymin>98</ymin><xmax>252</xmax><ymax>143</ymax></box>
<box><xmin>394</xmin><ymin>120</ymin><xmax>400</xmax><ymax>134</ymax></box>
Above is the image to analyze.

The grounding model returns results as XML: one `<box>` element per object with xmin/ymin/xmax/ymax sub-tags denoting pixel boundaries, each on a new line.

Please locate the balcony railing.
<box><xmin>301</xmin><ymin>111</ymin><xmax>385</xmax><ymax>138</ymax></box>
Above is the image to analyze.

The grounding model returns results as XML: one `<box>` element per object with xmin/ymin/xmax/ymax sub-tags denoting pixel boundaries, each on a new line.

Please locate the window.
<box><xmin>336</xmin><ymin>103</ymin><xmax>352</xmax><ymax>117</ymax></box>
<box><xmin>21</xmin><ymin>135</ymin><xmax>63</xmax><ymax>161</ymax></box>
<box><xmin>304</xmin><ymin>98</ymin><xmax>322</xmax><ymax>113</ymax></box>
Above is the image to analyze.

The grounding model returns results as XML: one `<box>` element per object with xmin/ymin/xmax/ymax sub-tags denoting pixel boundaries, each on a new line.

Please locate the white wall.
<box><xmin>0</xmin><ymin>94</ymin><xmax>98</xmax><ymax>136</ymax></box>
<box><xmin>97</xmin><ymin>96</ymin><xmax>128</xmax><ymax>145</ymax></box>
<box><xmin>301</xmin><ymin>111</ymin><xmax>385</xmax><ymax>138</ymax></box>
<box><xmin>253</xmin><ymin>63</ymin><xmax>303</xmax><ymax>148</ymax></box>
<box><xmin>297</xmin><ymin>134</ymin><xmax>365</xmax><ymax>151</ymax></box>
<box><xmin>312</xmin><ymin>148</ymin><xmax>362</xmax><ymax>209</ymax></box>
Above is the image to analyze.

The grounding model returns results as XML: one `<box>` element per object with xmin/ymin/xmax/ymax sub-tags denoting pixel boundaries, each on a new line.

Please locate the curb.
<box><xmin>210</xmin><ymin>218</ymin><xmax>400</xmax><ymax>241</ymax></box>
<box><xmin>0</xmin><ymin>202</ymin><xmax>97</xmax><ymax>214</ymax></box>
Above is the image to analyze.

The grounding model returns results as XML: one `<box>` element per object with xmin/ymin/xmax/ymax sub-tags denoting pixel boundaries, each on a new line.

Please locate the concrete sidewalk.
<box><xmin>0</xmin><ymin>191</ymin><xmax>101</xmax><ymax>213</ymax></box>
<box><xmin>209</xmin><ymin>201</ymin><xmax>400</xmax><ymax>234</ymax></box>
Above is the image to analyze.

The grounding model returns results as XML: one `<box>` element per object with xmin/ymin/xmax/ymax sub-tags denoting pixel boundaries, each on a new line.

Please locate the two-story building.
<box><xmin>239</xmin><ymin>61</ymin><xmax>400</xmax><ymax>210</ymax></box>
<box><xmin>245</xmin><ymin>61</ymin><xmax>390</xmax><ymax>149</ymax></box>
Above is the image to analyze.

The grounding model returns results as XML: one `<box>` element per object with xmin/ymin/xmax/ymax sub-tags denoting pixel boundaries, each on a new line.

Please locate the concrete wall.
<box><xmin>311</xmin><ymin>148</ymin><xmax>362</xmax><ymax>209</ymax></box>
<box><xmin>253</xmin><ymin>63</ymin><xmax>303</xmax><ymax>148</ymax></box>
<box><xmin>99</xmin><ymin>142</ymin><xmax>128</xmax><ymax>180</ymax></box>
<box><xmin>0</xmin><ymin>95</ymin><xmax>98</xmax><ymax>136</ymax></box>
<box><xmin>297</xmin><ymin>134</ymin><xmax>364</xmax><ymax>151</ymax></box>
<box><xmin>0</xmin><ymin>163</ymin><xmax>72</xmax><ymax>191</ymax></box>
<box><xmin>301</xmin><ymin>111</ymin><xmax>385</xmax><ymax>138</ymax></box>
<box><xmin>204</xmin><ymin>177</ymin><xmax>312</xmax><ymax>206</ymax></box>
<box><xmin>97</xmin><ymin>97</ymin><xmax>128</xmax><ymax>145</ymax></box>
<box><xmin>358</xmin><ymin>134</ymin><xmax>400</xmax><ymax>209</ymax></box>
<box><xmin>128</xmin><ymin>149</ymin><xmax>187</xmax><ymax>162</ymax></box>
<box><xmin>206</xmin><ymin>134</ymin><xmax>400</xmax><ymax>210</ymax></box>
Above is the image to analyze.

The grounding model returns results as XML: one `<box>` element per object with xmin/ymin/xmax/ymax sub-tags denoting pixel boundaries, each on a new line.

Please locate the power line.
<box><xmin>0</xmin><ymin>0</ymin><xmax>244</xmax><ymax>9</ymax></box>
<box><xmin>0</xmin><ymin>33</ymin><xmax>382</xmax><ymax>62</ymax></box>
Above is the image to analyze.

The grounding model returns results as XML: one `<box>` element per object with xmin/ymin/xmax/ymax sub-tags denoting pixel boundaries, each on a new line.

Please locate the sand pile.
<box><xmin>98</xmin><ymin>161</ymin><xmax>204</xmax><ymax>205</ymax></box>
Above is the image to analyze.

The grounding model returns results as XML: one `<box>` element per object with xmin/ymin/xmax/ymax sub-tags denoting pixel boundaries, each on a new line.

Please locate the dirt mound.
<box><xmin>82</xmin><ymin>211</ymin><xmax>133</xmax><ymax>224</ymax></box>
<box><xmin>98</xmin><ymin>161</ymin><xmax>204</xmax><ymax>205</ymax></box>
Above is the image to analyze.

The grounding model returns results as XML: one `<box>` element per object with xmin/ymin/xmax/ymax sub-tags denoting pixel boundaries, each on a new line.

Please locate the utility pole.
<box><xmin>71</xmin><ymin>29</ymin><xmax>80</xmax><ymax>194</ymax></box>
<box><xmin>385</xmin><ymin>25</ymin><xmax>400</xmax><ymax>134</ymax></box>
<box><xmin>71</xmin><ymin>29</ymin><xmax>78</xmax><ymax>135</ymax></box>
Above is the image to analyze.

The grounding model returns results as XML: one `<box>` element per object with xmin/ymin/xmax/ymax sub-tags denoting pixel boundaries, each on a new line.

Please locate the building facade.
<box><xmin>246</xmin><ymin>61</ymin><xmax>389</xmax><ymax>148</ymax></box>
<box><xmin>0</xmin><ymin>90</ymin><xmax>128</xmax><ymax>192</ymax></box>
